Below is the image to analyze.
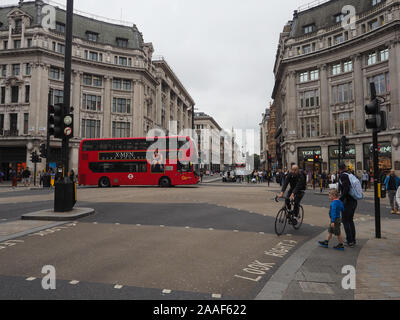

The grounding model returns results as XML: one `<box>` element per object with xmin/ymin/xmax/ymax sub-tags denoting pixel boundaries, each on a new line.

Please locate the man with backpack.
<box><xmin>384</xmin><ymin>170</ymin><xmax>400</xmax><ymax>215</ymax></box>
<box><xmin>338</xmin><ymin>163</ymin><xmax>363</xmax><ymax>248</ymax></box>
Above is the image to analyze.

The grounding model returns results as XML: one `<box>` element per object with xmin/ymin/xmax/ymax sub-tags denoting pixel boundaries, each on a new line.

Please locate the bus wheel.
<box><xmin>159</xmin><ymin>177</ymin><xmax>171</xmax><ymax>188</ymax></box>
<box><xmin>99</xmin><ymin>177</ymin><xmax>111</xmax><ymax>188</ymax></box>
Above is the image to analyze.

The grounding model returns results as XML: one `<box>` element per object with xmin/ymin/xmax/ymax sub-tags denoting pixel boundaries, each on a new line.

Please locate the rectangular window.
<box><xmin>14</xmin><ymin>40</ymin><xmax>21</xmax><ymax>49</ymax></box>
<box><xmin>86</xmin><ymin>32</ymin><xmax>98</xmax><ymax>42</ymax></box>
<box><xmin>25</xmin><ymin>85</ymin><xmax>30</xmax><ymax>103</ymax></box>
<box><xmin>1</xmin><ymin>65</ymin><xmax>6</xmax><ymax>77</ymax></box>
<box><xmin>123</xmin><ymin>80</ymin><xmax>132</xmax><ymax>91</ymax></box>
<box><xmin>57</xmin><ymin>43</ymin><xmax>65</xmax><ymax>55</ymax></box>
<box><xmin>299</xmin><ymin>72</ymin><xmax>309</xmax><ymax>83</ymax></box>
<box><xmin>25</xmin><ymin>63</ymin><xmax>31</xmax><ymax>75</ymax></box>
<box><xmin>380</xmin><ymin>48</ymin><xmax>389</xmax><ymax>61</ymax></box>
<box><xmin>332</xmin><ymin>63</ymin><xmax>341</xmax><ymax>75</ymax></box>
<box><xmin>82</xmin><ymin>94</ymin><xmax>102</xmax><ymax>111</ymax></box>
<box><xmin>83</xmin><ymin>74</ymin><xmax>92</xmax><ymax>85</ymax></box>
<box><xmin>82</xmin><ymin>119</ymin><xmax>101</xmax><ymax>138</ymax></box>
<box><xmin>332</xmin><ymin>83</ymin><xmax>353</xmax><ymax>104</ymax></box>
<box><xmin>334</xmin><ymin>112</ymin><xmax>354</xmax><ymax>136</ymax></box>
<box><xmin>56</xmin><ymin>22</ymin><xmax>65</xmax><ymax>33</ymax></box>
<box><xmin>112</xmin><ymin>97</ymin><xmax>131</xmax><ymax>113</ymax></box>
<box><xmin>302</xmin><ymin>45</ymin><xmax>311</xmax><ymax>54</ymax></box>
<box><xmin>112</xmin><ymin>121</ymin><xmax>130</xmax><ymax>138</ymax></box>
<box><xmin>335</xmin><ymin>14</ymin><xmax>345</xmax><ymax>23</ymax></box>
<box><xmin>0</xmin><ymin>114</ymin><xmax>4</xmax><ymax>134</ymax></box>
<box><xmin>11</xmin><ymin>86</ymin><xmax>19</xmax><ymax>103</ymax></box>
<box><xmin>113</xmin><ymin>78</ymin><xmax>122</xmax><ymax>90</ymax></box>
<box><xmin>368</xmin><ymin>73</ymin><xmax>390</xmax><ymax>95</ymax></box>
<box><xmin>372</xmin><ymin>0</ymin><xmax>382</xmax><ymax>5</ymax></box>
<box><xmin>12</xmin><ymin>64</ymin><xmax>20</xmax><ymax>76</ymax></box>
<box><xmin>93</xmin><ymin>75</ymin><xmax>102</xmax><ymax>87</ymax></box>
<box><xmin>49</xmin><ymin>67</ymin><xmax>60</xmax><ymax>80</ymax></box>
<box><xmin>119</xmin><ymin>57</ymin><xmax>128</xmax><ymax>66</ymax></box>
<box><xmin>89</xmin><ymin>51</ymin><xmax>98</xmax><ymax>61</ymax></box>
<box><xmin>301</xmin><ymin>117</ymin><xmax>320</xmax><ymax>138</ymax></box>
<box><xmin>116</xmin><ymin>38</ymin><xmax>128</xmax><ymax>48</ymax></box>
<box><xmin>4</xmin><ymin>40</ymin><xmax>8</xmax><ymax>50</ymax></box>
<box><xmin>27</xmin><ymin>38</ymin><xmax>32</xmax><ymax>48</ymax></box>
<box><xmin>368</xmin><ymin>19</ymin><xmax>379</xmax><ymax>31</ymax></box>
<box><xmin>368</xmin><ymin>52</ymin><xmax>377</xmax><ymax>65</ymax></box>
<box><xmin>310</xmin><ymin>70</ymin><xmax>319</xmax><ymax>81</ymax></box>
<box><xmin>343</xmin><ymin>61</ymin><xmax>353</xmax><ymax>72</ymax></box>
<box><xmin>0</xmin><ymin>87</ymin><xmax>5</xmax><ymax>104</ymax></box>
<box><xmin>304</xmin><ymin>25</ymin><xmax>314</xmax><ymax>34</ymax></box>
<box><xmin>23</xmin><ymin>113</ymin><xmax>29</xmax><ymax>134</ymax></box>
<box><xmin>334</xmin><ymin>34</ymin><xmax>344</xmax><ymax>45</ymax></box>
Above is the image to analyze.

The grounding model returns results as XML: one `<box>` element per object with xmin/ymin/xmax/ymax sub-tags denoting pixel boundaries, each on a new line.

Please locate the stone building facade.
<box><xmin>0</xmin><ymin>1</ymin><xmax>194</xmax><ymax>178</ymax></box>
<box><xmin>272</xmin><ymin>0</ymin><xmax>400</xmax><ymax>179</ymax></box>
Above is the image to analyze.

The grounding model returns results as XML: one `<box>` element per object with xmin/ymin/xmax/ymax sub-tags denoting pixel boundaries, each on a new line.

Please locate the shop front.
<box><xmin>0</xmin><ymin>147</ymin><xmax>27</xmax><ymax>180</ymax></box>
<box><xmin>328</xmin><ymin>144</ymin><xmax>356</xmax><ymax>174</ymax></box>
<box><xmin>363</xmin><ymin>141</ymin><xmax>392</xmax><ymax>175</ymax></box>
<box><xmin>298</xmin><ymin>147</ymin><xmax>322</xmax><ymax>183</ymax></box>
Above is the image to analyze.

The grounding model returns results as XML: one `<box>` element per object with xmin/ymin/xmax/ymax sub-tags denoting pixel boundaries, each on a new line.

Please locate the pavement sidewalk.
<box><xmin>256</xmin><ymin>216</ymin><xmax>400</xmax><ymax>300</ymax></box>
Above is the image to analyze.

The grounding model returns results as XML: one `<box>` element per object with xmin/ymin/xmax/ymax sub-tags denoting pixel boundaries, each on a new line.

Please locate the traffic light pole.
<box><xmin>62</xmin><ymin>0</ymin><xmax>74</xmax><ymax>178</ymax></box>
<box><xmin>46</xmin><ymin>91</ymin><xmax>51</xmax><ymax>173</ymax></box>
<box><xmin>373</xmin><ymin>128</ymin><xmax>381</xmax><ymax>239</ymax></box>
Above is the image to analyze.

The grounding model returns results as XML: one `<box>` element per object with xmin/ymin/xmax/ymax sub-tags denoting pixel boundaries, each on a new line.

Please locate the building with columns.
<box><xmin>272</xmin><ymin>0</ymin><xmax>400</xmax><ymax>180</ymax></box>
<box><xmin>259</xmin><ymin>103</ymin><xmax>277</xmax><ymax>171</ymax></box>
<box><xmin>0</xmin><ymin>1</ymin><xmax>194</xmax><ymax>178</ymax></box>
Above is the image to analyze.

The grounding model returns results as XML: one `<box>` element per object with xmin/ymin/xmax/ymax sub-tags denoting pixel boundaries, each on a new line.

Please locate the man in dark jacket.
<box><xmin>278</xmin><ymin>165</ymin><xmax>307</xmax><ymax>223</ymax></box>
<box><xmin>339</xmin><ymin>163</ymin><xmax>357</xmax><ymax>248</ymax></box>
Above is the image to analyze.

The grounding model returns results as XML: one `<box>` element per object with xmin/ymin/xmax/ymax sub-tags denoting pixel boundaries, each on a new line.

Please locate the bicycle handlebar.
<box><xmin>274</xmin><ymin>195</ymin><xmax>294</xmax><ymax>203</ymax></box>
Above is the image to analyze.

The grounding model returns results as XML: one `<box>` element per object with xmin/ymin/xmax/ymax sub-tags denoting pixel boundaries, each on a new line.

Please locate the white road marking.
<box><xmin>185</xmin><ymin>226</ymin><xmax>190</xmax><ymax>229</ymax></box>
<box><xmin>136</xmin><ymin>224</ymin><xmax>141</xmax><ymax>226</ymax></box>
<box><xmin>115</xmin><ymin>223</ymin><xmax>120</xmax><ymax>225</ymax></box>
<box><xmin>212</xmin><ymin>293</ymin><xmax>222</xmax><ymax>299</ymax></box>
<box><xmin>69</xmin><ymin>280</ymin><xmax>80</xmax><ymax>285</ymax></box>
<box><xmin>259</xmin><ymin>232</ymin><xmax>265</xmax><ymax>235</ymax></box>
<box><xmin>162</xmin><ymin>289</ymin><xmax>172</xmax><ymax>294</ymax></box>
<box><xmin>160</xmin><ymin>225</ymin><xmax>165</xmax><ymax>228</ymax></box>
<box><xmin>209</xmin><ymin>228</ymin><xmax>214</xmax><ymax>231</ymax></box>
<box><xmin>114</xmin><ymin>285</ymin><xmax>123</xmax><ymax>289</ymax></box>
<box><xmin>233</xmin><ymin>230</ymin><xmax>239</xmax><ymax>232</ymax></box>
<box><xmin>26</xmin><ymin>277</ymin><xmax>36</xmax><ymax>281</ymax></box>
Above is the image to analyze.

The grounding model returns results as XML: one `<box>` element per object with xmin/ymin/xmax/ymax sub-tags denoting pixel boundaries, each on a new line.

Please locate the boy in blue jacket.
<box><xmin>319</xmin><ymin>189</ymin><xmax>345</xmax><ymax>251</ymax></box>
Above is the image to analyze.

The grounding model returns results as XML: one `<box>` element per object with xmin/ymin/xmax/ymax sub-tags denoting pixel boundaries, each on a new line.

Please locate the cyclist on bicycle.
<box><xmin>278</xmin><ymin>165</ymin><xmax>307</xmax><ymax>224</ymax></box>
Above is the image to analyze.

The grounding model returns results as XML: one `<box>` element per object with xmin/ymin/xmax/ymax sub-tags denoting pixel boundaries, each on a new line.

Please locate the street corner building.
<box><xmin>271</xmin><ymin>0</ymin><xmax>400</xmax><ymax>179</ymax></box>
<box><xmin>0</xmin><ymin>0</ymin><xmax>195</xmax><ymax>179</ymax></box>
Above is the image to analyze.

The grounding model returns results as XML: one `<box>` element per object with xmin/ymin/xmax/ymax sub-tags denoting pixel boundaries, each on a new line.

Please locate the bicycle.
<box><xmin>274</xmin><ymin>195</ymin><xmax>304</xmax><ymax>236</ymax></box>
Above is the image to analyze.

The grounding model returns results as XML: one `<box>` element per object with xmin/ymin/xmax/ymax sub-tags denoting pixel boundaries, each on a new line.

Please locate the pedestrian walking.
<box><xmin>338</xmin><ymin>163</ymin><xmax>358</xmax><ymax>248</ymax></box>
<box><xmin>318</xmin><ymin>189</ymin><xmax>345</xmax><ymax>251</ymax></box>
<box><xmin>22</xmin><ymin>167</ymin><xmax>31</xmax><ymax>187</ymax></box>
<box><xmin>361</xmin><ymin>171</ymin><xmax>369</xmax><ymax>192</ymax></box>
<box><xmin>384</xmin><ymin>170</ymin><xmax>400</xmax><ymax>215</ymax></box>
<box><xmin>10</xmin><ymin>168</ymin><xmax>17</xmax><ymax>189</ymax></box>
<box><xmin>0</xmin><ymin>170</ymin><xmax>4</xmax><ymax>183</ymax></box>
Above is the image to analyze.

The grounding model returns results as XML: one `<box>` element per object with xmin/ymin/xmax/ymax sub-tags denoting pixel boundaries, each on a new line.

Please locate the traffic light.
<box><xmin>30</xmin><ymin>151</ymin><xmax>41</xmax><ymax>163</ymax></box>
<box><xmin>340</xmin><ymin>136</ymin><xmax>349</xmax><ymax>157</ymax></box>
<box><xmin>314</xmin><ymin>154</ymin><xmax>321</xmax><ymax>163</ymax></box>
<box><xmin>365</xmin><ymin>83</ymin><xmax>387</xmax><ymax>132</ymax></box>
<box><xmin>39</xmin><ymin>143</ymin><xmax>47</xmax><ymax>158</ymax></box>
<box><xmin>48</xmin><ymin>103</ymin><xmax>64</xmax><ymax>139</ymax></box>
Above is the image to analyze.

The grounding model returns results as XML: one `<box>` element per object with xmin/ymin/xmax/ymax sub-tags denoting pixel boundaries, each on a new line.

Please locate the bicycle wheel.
<box><xmin>275</xmin><ymin>208</ymin><xmax>287</xmax><ymax>236</ymax></box>
<box><xmin>292</xmin><ymin>205</ymin><xmax>304</xmax><ymax>230</ymax></box>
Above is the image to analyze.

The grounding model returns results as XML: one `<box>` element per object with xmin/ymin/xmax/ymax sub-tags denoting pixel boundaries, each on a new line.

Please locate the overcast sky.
<box><xmin>4</xmin><ymin>0</ymin><xmax>312</xmax><ymax>149</ymax></box>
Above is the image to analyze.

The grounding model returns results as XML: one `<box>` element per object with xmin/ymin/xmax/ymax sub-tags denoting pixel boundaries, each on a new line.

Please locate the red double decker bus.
<box><xmin>78</xmin><ymin>136</ymin><xmax>199</xmax><ymax>187</ymax></box>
